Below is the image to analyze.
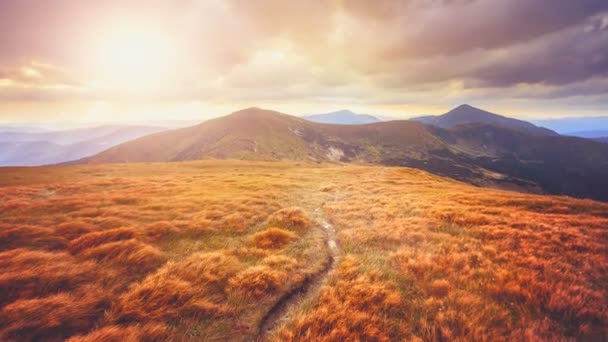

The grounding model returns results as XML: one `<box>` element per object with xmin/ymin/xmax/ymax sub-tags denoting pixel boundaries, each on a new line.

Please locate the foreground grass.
<box><xmin>275</xmin><ymin>167</ymin><xmax>608</xmax><ymax>341</ymax></box>
<box><xmin>0</xmin><ymin>161</ymin><xmax>606</xmax><ymax>340</ymax></box>
<box><xmin>0</xmin><ymin>161</ymin><xmax>336</xmax><ymax>341</ymax></box>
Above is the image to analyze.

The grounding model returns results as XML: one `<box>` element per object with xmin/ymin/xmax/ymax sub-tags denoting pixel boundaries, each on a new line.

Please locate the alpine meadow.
<box><xmin>1</xmin><ymin>1</ymin><xmax>608</xmax><ymax>341</ymax></box>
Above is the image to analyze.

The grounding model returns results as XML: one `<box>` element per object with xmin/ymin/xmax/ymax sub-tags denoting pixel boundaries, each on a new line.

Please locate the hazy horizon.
<box><xmin>2</xmin><ymin>104</ymin><xmax>608</xmax><ymax>129</ymax></box>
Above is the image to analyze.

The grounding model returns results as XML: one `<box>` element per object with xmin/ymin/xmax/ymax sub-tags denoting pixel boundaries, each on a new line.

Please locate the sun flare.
<box><xmin>92</xmin><ymin>26</ymin><xmax>177</xmax><ymax>90</ymax></box>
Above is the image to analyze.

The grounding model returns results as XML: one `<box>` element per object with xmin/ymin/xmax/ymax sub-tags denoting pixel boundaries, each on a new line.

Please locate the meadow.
<box><xmin>0</xmin><ymin>161</ymin><xmax>606</xmax><ymax>341</ymax></box>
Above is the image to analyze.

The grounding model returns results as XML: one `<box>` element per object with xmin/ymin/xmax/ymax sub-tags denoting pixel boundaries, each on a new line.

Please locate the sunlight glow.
<box><xmin>92</xmin><ymin>26</ymin><xmax>177</xmax><ymax>90</ymax></box>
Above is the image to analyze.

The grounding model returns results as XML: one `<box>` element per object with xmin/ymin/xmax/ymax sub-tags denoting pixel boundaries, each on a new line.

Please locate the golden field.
<box><xmin>0</xmin><ymin>161</ymin><xmax>606</xmax><ymax>341</ymax></box>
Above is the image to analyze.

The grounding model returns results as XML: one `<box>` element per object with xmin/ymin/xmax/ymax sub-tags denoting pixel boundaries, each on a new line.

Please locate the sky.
<box><xmin>0</xmin><ymin>0</ymin><xmax>607</xmax><ymax>124</ymax></box>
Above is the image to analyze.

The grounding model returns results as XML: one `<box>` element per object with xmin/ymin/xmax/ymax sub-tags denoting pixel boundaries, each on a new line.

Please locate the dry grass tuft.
<box><xmin>111</xmin><ymin>273</ymin><xmax>198</xmax><ymax>323</ymax></box>
<box><xmin>180</xmin><ymin>298</ymin><xmax>235</xmax><ymax>319</ymax></box>
<box><xmin>67</xmin><ymin>323</ymin><xmax>168</xmax><ymax>342</ymax></box>
<box><xmin>252</xmin><ymin>227</ymin><xmax>297</xmax><ymax>249</ymax></box>
<box><xmin>68</xmin><ymin>227</ymin><xmax>138</xmax><ymax>254</ymax></box>
<box><xmin>54</xmin><ymin>221</ymin><xmax>96</xmax><ymax>240</ymax></box>
<box><xmin>262</xmin><ymin>255</ymin><xmax>298</xmax><ymax>271</ymax></box>
<box><xmin>0</xmin><ymin>225</ymin><xmax>67</xmax><ymax>251</ymax></box>
<box><xmin>79</xmin><ymin>239</ymin><xmax>165</xmax><ymax>273</ymax></box>
<box><xmin>267</xmin><ymin>207</ymin><xmax>311</xmax><ymax>232</ymax></box>
<box><xmin>0</xmin><ymin>286</ymin><xmax>110</xmax><ymax>341</ymax></box>
<box><xmin>0</xmin><ymin>249</ymin><xmax>96</xmax><ymax>306</ymax></box>
<box><xmin>145</xmin><ymin>221</ymin><xmax>179</xmax><ymax>240</ymax></box>
<box><xmin>167</xmin><ymin>252</ymin><xmax>242</xmax><ymax>286</ymax></box>
<box><xmin>227</xmin><ymin>266</ymin><xmax>288</xmax><ymax>299</ymax></box>
<box><xmin>111</xmin><ymin>251</ymin><xmax>241</xmax><ymax>323</ymax></box>
<box><xmin>222</xmin><ymin>213</ymin><xmax>249</xmax><ymax>232</ymax></box>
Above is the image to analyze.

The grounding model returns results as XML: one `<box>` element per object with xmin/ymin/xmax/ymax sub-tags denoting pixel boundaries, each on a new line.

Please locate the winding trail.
<box><xmin>256</xmin><ymin>205</ymin><xmax>340</xmax><ymax>341</ymax></box>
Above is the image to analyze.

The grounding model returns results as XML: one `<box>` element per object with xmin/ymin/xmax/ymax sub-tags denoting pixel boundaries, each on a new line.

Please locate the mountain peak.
<box><xmin>304</xmin><ymin>110</ymin><xmax>381</xmax><ymax>125</ymax></box>
<box><xmin>330</xmin><ymin>109</ymin><xmax>356</xmax><ymax>115</ymax></box>
<box><xmin>227</xmin><ymin>107</ymin><xmax>288</xmax><ymax>120</ymax></box>
<box><xmin>454</xmin><ymin>104</ymin><xmax>475</xmax><ymax>110</ymax></box>
<box><xmin>232</xmin><ymin>107</ymin><xmax>267</xmax><ymax>114</ymax></box>
<box><xmin>412</xmin><ymin>105</ymin><xmax>558</xmax><ymax>136</ymax></box>
<box><xmin>449</xmin><ymin>104</ymin><xmax>488</xmax><ymax>114</ymax></box>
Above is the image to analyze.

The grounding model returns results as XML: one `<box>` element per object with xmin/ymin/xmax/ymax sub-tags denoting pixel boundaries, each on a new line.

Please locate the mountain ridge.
<box><xmin>412</xmin><ymin>104</ymin><xmax>558</xmax><ymax>136</ymax></box>
<box><xmin>79</xmin><ymin>107</ymin><xmax>608</xmax><ymax>201</ymax></box>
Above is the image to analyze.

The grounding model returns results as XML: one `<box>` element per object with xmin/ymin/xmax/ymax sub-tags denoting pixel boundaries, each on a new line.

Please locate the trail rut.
<box><xmin>256</xmin><ymin>206</ymin><xmax>340</xmax><ymax>341</ymax></box>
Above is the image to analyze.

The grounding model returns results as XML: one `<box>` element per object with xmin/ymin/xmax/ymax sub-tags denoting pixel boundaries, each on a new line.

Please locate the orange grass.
<box><xmin>0</xmin><ymin>285</ymin><xmax>110</xmax><ymax>341</ymax></box>
<box><xmin>274</xmin><ymin>167</ymin><xmax>608</xmax><ymax>340</ymax></box>
<box><xmin>0</xmin><ymin>161</ymin><xmax>606</xmax><ymax>340</ymax></box>
<box><xmin>66</xmin><ymin>323</ymin><xmax>168</xmax><ymax>342</ymax></box>
<box><xmin>252</xmin><ymin>227</ymin><xmax>297</xmax><ymax>249</ymax></box>
<box><xmin>0</xmin><ymin>161</ymin><xmax>330</xmax><ymax>341</ymax></box>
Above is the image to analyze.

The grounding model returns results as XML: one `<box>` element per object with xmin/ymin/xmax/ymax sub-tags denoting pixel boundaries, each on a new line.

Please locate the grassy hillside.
<box><xmin>78</xmin><ymin>108</ymin><xmax>608</xmax><ymax>202</ymax></box>
<box><xmin>0</xmin><ymin>161</ymin><xmax>606</xmax><ymax>340</ymax></box>
<box><xmin>83</xmin><ymin>108</ymin><xmax>445</xmax><ymax>165</ymax></box>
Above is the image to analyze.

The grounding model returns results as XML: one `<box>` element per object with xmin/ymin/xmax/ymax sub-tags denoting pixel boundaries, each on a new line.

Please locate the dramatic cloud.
<box><xmin>0</xmin><ymin>0</ymin><xmax>607</xmax><ymax>121</ymax></box>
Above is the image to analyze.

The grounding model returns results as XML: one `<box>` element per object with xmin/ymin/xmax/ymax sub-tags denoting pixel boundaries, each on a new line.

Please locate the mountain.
<box><xmin>532</xmin><ymin>117</ymin><xmax>608</xmax><ymax>134</ymax></box>
<box><xmin>0</xmin><ymin>126</ymin><xmax>166</xmax><ymax>166</ymax></box>
<box><xmin>412</xmin><ymin>104</ymin><xmax>558</xmax><ymax>136</ymax></box>
<box><xmin>84</xmin><ymin>108</ymin><xmax>443</xmax><ymax>164</ymax></box>
<box><xmin>303</xmin><ymin>110</ymin><xmax>381</xmax><ymax>124</ymax></box>
<box><xmin>444</xmin><ymin>123</ymin><xmax>608</xmax><ymax>200</ymax></box>
<box><xmin>81</xmin><ymin>107</ymin><xmax>608</xmax><ymax>201</ymax></box>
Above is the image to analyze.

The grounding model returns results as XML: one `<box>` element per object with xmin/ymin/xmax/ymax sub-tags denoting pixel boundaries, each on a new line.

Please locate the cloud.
<box><xmin>213</xmin><ymin>0</ymin><xmax>608</xmax><ymax>93</ymax></box>
<box><xmin>0</xmin><ymin>0</ymin><xmax>607</xmax><ymax>119</ymax></box>
<box><xmin>0</xmin><ymin>62</ymin><xmax>81</xmax><ymax>86</ymax></box>
<box><xmin>470</xmin><ymin>15</ymin><xmax>608</xmax><ymax>87</ymax></box>
<box><xmin>345</xmin><ymin>0</ymin><xmax>608</xmax><ymax>57</ymax></box>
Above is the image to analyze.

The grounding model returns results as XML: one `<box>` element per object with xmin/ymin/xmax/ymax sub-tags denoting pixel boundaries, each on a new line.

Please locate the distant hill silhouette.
<box><xmin>532</xmin><ymin>117</ymin><xmax>608</xmax><ymax>135</ymax></box>
<box><xmin>564</xmin><ymin>130</ymin><xmax>608</xmax><ymax>138</ymax></box>
<box><xmin>0</xmin><ymin>126</ymin><xmax>166</xmax><ymax>166</ymax></box>
<box><xmin>413</xmin><ymin>104</ymin><xmax>558</xmax><ymax>136</ymax></box>
<box><xmin>304</xmin><ymin>110</ymin><xmax>381</xmax><ymax>124</ymax></box>
<box><xmin>80</xmin><ymin>107</ymin><xmax>608</xmax><ymax>201</ymax></box>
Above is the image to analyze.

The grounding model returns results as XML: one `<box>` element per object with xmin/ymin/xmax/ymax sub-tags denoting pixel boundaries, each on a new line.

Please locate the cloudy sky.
<box><xmin>0</xmin><ymin>0</ymin><xmax>607</xmax><ymax>123</ymax></box>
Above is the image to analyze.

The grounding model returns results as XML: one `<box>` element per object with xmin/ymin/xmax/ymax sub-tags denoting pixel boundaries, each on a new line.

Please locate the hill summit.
<box><xmin>412</xmin><ymin>104</ymin><xmax>558</xmax><ymax>136</ymax></box>
<box><xmin>81</xmin><ymin>107</ymin><xmax>608</xmax><ymax>201</ymax></box>
<box><xmin>304</xmin><ymin>110</ymin><xmax>381</xmax><ymax>124</ymax></box>
<box><xmin>84</xmin><ymin>107</ymin><xmax>441</xmax><ymax>164</ymax></box>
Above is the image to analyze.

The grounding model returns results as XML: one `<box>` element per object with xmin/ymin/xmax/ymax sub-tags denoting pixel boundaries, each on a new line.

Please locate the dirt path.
<box><xmin>256</xmin><ymin>205</ymin><xmax>340</xmax><ymax>341</ymax></box>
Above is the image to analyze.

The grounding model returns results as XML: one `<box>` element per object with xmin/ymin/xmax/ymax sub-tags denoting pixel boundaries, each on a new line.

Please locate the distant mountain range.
<box><xmin>560</xmin><ymin>130</ymin><xmax>608</xmax><ymax>138</ymax></box>
<box><xmin>80</xmin><ymin>107</ymin><xmax>608</xmax><ymax>201</ymax></box>
<box><xmin>412</xmin><ymin>104</ymin><xmax>558</xmax><ymax>136</ymax></box>
<box><xmin>532</xmin><ymin>117</ymin><xmax>608</xmax><ymax>135</ymax></box>
<box><xmin>0</xmin><ymin>125</ymin><xmax>167</xmax><ymax>166</ymax></box>
<box><xmin>303</xmin><ymin>110</ymin><xmax>381</xmax><ymax>124</ymax></box>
